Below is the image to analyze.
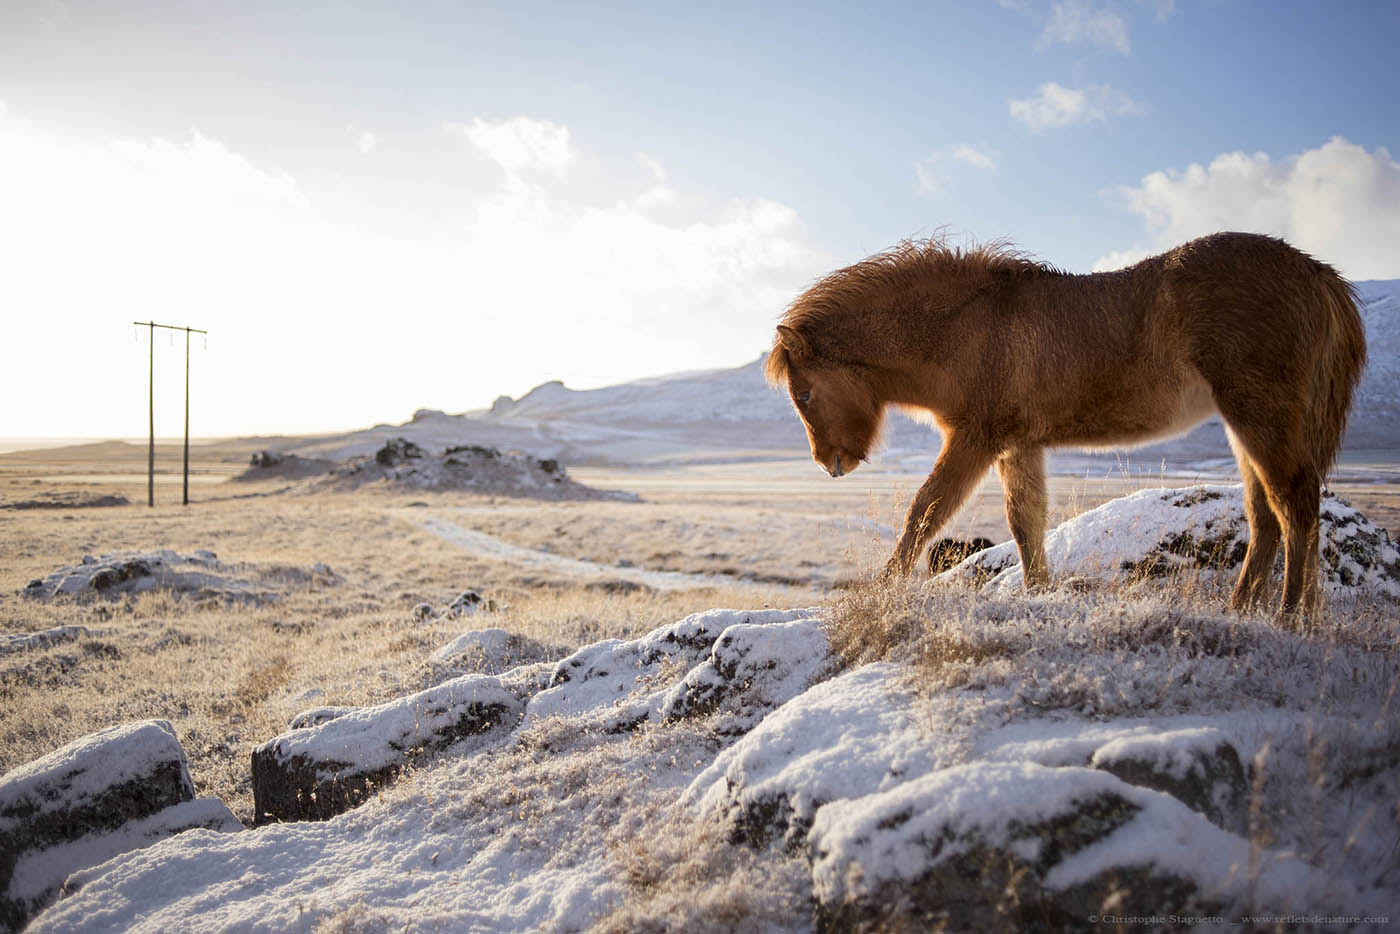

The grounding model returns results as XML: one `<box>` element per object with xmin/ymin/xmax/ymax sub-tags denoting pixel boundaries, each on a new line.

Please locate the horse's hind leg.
<box><xmin>997</xmin><ymin>446</ymin><xmax>1048</xmax><ymax>588</ymax></box>
<box><xmin>1276</xmin><ymin>471</ymin><xmax>1322</xmax><ymax>617</ymax></box>
<box><xmin>1229</xmin><ymin>453</ymin><xmax>1282</xmax><ymax>612</ymax></box>
<box><xmin>887</xmin><ymin>431</ymin><xmax>995</xmax><ymax>575</ymax></box>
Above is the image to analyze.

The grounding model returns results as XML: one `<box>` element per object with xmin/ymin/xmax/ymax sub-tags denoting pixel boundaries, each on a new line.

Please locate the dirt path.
<box><xmin>406</xmin><ymin>512</ymin><xmax>767</xmax><ymax>592</ymax></box>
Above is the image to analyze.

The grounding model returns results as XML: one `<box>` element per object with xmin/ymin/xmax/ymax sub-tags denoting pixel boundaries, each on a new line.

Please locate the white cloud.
<box><xmin>1096</xmin><ymin>137</ymin><xmax>1400</xmax><ymax>279</ymax></box>
<box><xmin>446</xmin><ymin>116</ymin><xmax>574</xmax><ymax>176</ymax></box>
<box><xmin>0</xmin><ymin>108</ymin><xmax>828</xmax><ymax>437</ymax></box>
<box><xmin>915</xmin><ymin>143</ymin><xmax>998</xmax><ymax>196</ymax></box>
<box><xmin>1038</xmin><ymin>0</ymin><xmax>1131</xmax><ymax>54</ymax></box>
<box><xmin>354</xmin><ymin>127</ymin><xmax>376</xmax><ymax>154</ymax></box>
<box><xmin>1136</xmin><ymin>0</ymin><xmax>1175</xmax><ymax>23</ymax></box>
<box><xmin>1008</xmin><ymin>81</ymin><xmax>1141</xmax><ymax>132</ymax></box>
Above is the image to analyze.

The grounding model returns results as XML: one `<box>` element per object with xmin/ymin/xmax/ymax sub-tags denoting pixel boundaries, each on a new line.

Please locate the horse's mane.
<box><xmin>766</xmin><ymin>238</ymin><xmax>1053</xmax><ymax>386</ymax></box>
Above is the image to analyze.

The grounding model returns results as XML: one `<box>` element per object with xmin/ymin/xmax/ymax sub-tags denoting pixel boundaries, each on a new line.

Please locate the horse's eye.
<box><xmin>797</xmin><ymin>391</ymin><xmax>811</xmax><ymax>405</ymax></box>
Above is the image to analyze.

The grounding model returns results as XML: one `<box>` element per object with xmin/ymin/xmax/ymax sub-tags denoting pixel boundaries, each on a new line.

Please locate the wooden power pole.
<box><xmin>134</xmin><ymin>321</ymin><xmax>208</xmax><ymax>506</ymax></box>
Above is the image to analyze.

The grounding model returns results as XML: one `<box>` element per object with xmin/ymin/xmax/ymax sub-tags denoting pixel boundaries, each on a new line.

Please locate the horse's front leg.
<box><xmin>886</xmin><ymin>433</ymin><xmax>996</xmax><ymax>575</ymax></box>
<box><xmin>996</xmin><ymin>446</ymin><xmax>1049</xmax><ymax>588</ymax></box>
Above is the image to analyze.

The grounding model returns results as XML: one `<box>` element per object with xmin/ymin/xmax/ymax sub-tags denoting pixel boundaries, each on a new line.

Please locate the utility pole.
<box><xmin>134</xmin><ymin>321</ymin><xmax>208</xmax><ymax>507</ymax></box>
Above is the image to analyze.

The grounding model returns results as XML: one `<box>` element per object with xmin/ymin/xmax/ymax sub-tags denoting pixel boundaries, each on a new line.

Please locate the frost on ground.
<box><xmin>302</xmin><ymin>437</ymin><xmax>637</xmax><ymax>501</ymax></box>
<box><xmin>16</xmin><ymin>490</ymin><xmax>1400</xmax><ymax>933</ymax></box>
<box><xmin>20</xmin><ymin>550</ymin><xmax>338</xmax><ymax>604</ymax></box>
<box><xmin>939</xmin><ymin>484</ymin><xmax>1400</xmax><ymax>599</ymax></box>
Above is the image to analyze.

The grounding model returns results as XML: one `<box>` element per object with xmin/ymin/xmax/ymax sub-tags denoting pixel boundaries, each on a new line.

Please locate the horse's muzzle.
<box><xmin>828</xmin><ymin>454</ymin><xmax>846</xmax><ymax>478</ymax></box>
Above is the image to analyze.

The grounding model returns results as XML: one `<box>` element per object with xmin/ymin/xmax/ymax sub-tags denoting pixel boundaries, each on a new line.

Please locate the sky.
<box><xmin>1</xmin><ymin>0</ymin><xmax>1397</xmax><ymax>438</ymax></box>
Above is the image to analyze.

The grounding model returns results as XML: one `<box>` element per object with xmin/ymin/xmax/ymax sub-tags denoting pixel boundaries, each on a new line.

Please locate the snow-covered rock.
<box><xmin>684</xmin><ymin>664</ymin><xmax>946</xmax><ymax>852</ymax></box>
<box><xmin>938</xmin><ymin>485</ymin><xmax>1400</xmax><ymax>599</ymax></box>
<box><xmin>304</xmin><ymin>437</ymin><xmax>635</xmax><ymax>500</ymax></box>
<box><xmin>252</xmin><ymin>675</ymin><xmax>522</xmax><ymax>824</ymax></box>
<box><xmin>658</xmin><ymin>616</ymin><xmax>834</xmax><ymax>734</ymax></box>
<box><xmin>18</xmin><ymin>550</ymin><xmax>321</xmax><ymax>604</ymax></box>
<box><xmin>808</xmin><ymin>761</ymin><xmax>1331</xmax><ymax>932</ymax></box>
<box><xmin>1</xmin><ymin>720</ymin><xmax>240</xmax><ymax>930</ymax></box>
<box><xmin>1090</xmin><ymin>727</ymin><xmax>1247</xmax><ymax>833</ymax></box>
<box><xmin>523</xmin><ymin>607</ymin><xmax>819</xmax><ymax>733</ymax></box>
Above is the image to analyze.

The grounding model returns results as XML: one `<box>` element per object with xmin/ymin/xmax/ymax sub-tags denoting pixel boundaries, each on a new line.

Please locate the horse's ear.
<box><xmin>776</xmin><ymin>325</ymin><xmax>812</xmax><ymax>359</ymax></box>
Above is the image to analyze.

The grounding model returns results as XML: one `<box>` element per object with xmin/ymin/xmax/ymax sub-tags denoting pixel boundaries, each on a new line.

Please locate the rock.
<box><xmin>428</xmin><ymin>628</ymin><xmax>554</xmax><ymax>680</ymax></box>
<box><xmin>411</xmin><ymin>602</ymin><xmax>437</xmax><ymax>621</ymax></box>
<box><xmin>1090</xmin><ymin>728</ymin><xmax>1247</xmax><ymax>833</ymax></box>
<box><xmin>808</xmin><ymin>761</ymin><xmax>1325</xmax><ymax>932</ymax></box>
<box><xmin>287</xmin><ymin>706</ymin><xmax>359</xmax><ymax>730</ymax></box>
<box><xmin>685</xmin><ymin>664</ymin><xmax>937</xmax><ymax>852</ymax></box>
<box><xmin>938</xmin><ymin>485</ymin><xmax>1400</xmax><ymax>600</ymax></box>
<box><xmin>0</xmin><ymin>720</ymin><xmax>241</xmax><ymax>930</ymax></box>
<box><xmin>234</xmin><ymin>452</ymin><xmax>335</xmax><ymax>482</ymax></box>
<box><xmin>659</xmin><ymin>617</ymin><xmax>834</xmax><ymax>734</ymax></box>
<box><xmin>251</xmin><ymin>674</ymin><xmax>522</xmax><ymax>824</ymax></box>
<box><xmin>523</xmin><ymin>608</ymin><xmax>816</xmax><ymax>734</ymax></box>
<box><xmin>0</xmin><ymin>626</ymin><xmax>101</xmax><ymax>656</ymax></box>
<box><xmin>444</xmin><ymin>590</ymin><xmax>496</xmax><ymax>617</ymax></box>
<box><xmin>20</xmin><ymin>551</ymin><xmax>273</xmax><ymax>604</ymax></box>
<box><xmin>374</xmin><ymin>437</ymin><xmax>426</xmax><ymax>466</ymax></box>
<box><xmin>926</xmin><ymin>536</ymin><xmax>996</xmax><ymax>575</ymax></box>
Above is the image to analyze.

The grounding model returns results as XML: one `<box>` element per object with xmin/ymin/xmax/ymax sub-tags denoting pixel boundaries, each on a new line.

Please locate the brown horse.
<box><xmin>767</xmin><ymin>232</ymin><xmax>1366</xmax><ymax>616</ymax></box>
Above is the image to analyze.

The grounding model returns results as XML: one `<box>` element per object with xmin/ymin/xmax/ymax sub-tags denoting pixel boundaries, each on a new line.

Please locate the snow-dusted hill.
<box><xmin>284</xmin><ymin>280</ymin><xmax>1399</xmax><ymax>472</ymax></box>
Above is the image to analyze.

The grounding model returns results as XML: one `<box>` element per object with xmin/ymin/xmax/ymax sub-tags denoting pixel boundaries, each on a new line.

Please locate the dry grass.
<box><xmin>0</xmin><ymin>486</ymin><xmax>804</xmax><ymax>824</ymax></box>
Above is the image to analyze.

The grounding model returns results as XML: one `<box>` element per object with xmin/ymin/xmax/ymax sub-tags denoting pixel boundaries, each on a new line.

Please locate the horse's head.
<box><xmin>768</xmin><ymin>324</ymin><xmax>883</xmax><ymax>478</ymax></box>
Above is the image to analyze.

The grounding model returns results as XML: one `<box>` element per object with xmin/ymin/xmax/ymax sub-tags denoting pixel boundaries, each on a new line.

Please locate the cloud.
<box><xmin>446</xmin><ymin>116</ymin><xmax>574</xmax><ymax>176</ymax></box>
<box><xmin>0</xmin><ymin>108</ymin><xmax>828</xmax><ymax>436</ymax></box>
<box><xmin>1095</xmin><ymin>137</ymin><xmax>1400</xmax><ymax>279</ymax></box>
<box><xmin>352</xmin><ymin>126</ymin><xmax>376</xmax><ymax>154</ymax></box>
<box><xmin>1038</xmin><ymin>0</ymin><xmax>1131</xmax><ymax>54</ymax></box>
<box><xmin>1008</xmin><ymin>81</ymin><xmax>1141</xmax><ymax>132</ymax></box>
<box><xmin>915</xmin><ymin>144</ymin><xmax>998</xmax><ymax>196</ymax></box>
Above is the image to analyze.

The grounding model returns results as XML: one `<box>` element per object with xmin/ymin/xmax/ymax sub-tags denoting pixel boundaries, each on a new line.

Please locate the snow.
<box><xmin>16</xmin><ymin>486</ymin><xmax>1400</xmax><ymax>930</ymax></box>
<box><xmin>8</xmin><ymin>797</ymin><xmax>241</xmax><ymax>904</ymax></box>
<box><xmin>684</xmin><ymin>664</ymin><xmax>954</xmax><ymax>847</ymax></box>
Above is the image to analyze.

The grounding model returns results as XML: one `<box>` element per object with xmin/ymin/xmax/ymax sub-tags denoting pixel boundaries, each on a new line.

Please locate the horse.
<box><xmin>766</xmin><ymin>232</ymin><xmax>1367</xmax><ymax>616</ymax></box>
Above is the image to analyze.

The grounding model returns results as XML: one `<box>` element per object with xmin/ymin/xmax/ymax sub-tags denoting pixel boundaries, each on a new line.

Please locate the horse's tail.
<box><xmin>1310</xmin><ymin>269</ymin><xmax>1367</xmax><ymax>479</ymax></box>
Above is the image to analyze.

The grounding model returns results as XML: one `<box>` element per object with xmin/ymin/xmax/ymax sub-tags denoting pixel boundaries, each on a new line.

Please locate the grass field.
<box><xmin>3</xmin><ymin>438</ymin><xmax>1398</xmax><ymax>829</ymax></box>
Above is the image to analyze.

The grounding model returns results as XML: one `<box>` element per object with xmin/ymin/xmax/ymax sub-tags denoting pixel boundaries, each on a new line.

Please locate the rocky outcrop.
<box><xmin>305</xmin><ymin>438</ymin><xmax>634</xmax><ymax>500</ymax></box>
<box><xmin>938</xmin><ymin>485</ymin><xmax>1400</xmax><ymax>599</ymax></box>
<box><xmin>0</xmin><ymin>720</ymin><xmax>240</xmax><ymax>930</ymax></box>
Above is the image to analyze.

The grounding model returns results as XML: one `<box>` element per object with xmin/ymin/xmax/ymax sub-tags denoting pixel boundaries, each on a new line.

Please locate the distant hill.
<box><xmin>284</xmin><ymin>279</ymin><xmax>1399</xmax><ymax>474</ymax></box>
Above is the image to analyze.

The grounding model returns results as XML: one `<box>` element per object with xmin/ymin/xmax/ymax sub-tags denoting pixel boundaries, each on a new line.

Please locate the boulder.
<box><xmin>522</xmin><ymin>608</ymin><xmax>817</xmax><ymax>734</ymax></box>
<box><xmin>1090</xmin><ymin>728</ymin><xmax>1247</xmax><ymax>833</ymax></box>
<box><xmin>938</xmin><ymin>485</ymin><xmax>1400</xmax><ymax>600</ymax></box>
<box><xmin>926</xmin><ymin>536</ymin><xmax>996</xmax><ymax>575</ymax></box>
<box><xmin>659</xmin><ymin>616</ymin><xmax>834</xmax><ymax>734</ymax></box>
<box><xmin>808</xmin><ymin>761</ymin><xmax>1324</xmax><ymax>932</ymax></box>
<box><xmin>684</xmin><ymin>664</ymin><xmax>938</xmax><ymax>852</ymax></box>
<box><xmin>251</xmin><ymin>674</ymin><xmax>522</xmax><ymax>824</ymax></box>
<box><xmin>0</xmin><ymin>720</ymin><xmax>240</xmax><ymax>930</ymax></box>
